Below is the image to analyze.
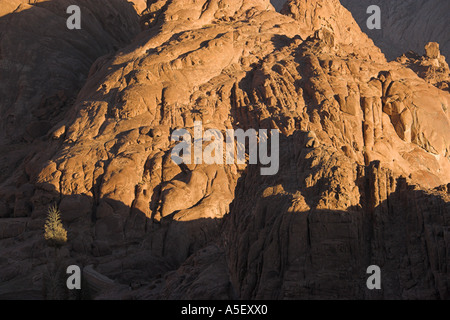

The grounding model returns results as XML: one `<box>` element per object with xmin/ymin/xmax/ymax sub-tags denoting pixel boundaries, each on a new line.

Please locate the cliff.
<box><xmin>0</xmin><ymin>0</ymin><xmax>448</xmax><ymax>299</ymax></box>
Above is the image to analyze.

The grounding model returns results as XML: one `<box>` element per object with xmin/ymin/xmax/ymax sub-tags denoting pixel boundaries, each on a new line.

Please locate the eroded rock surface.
<box><xmin>0</xmin><ymin>0</ymin><xmax>141</xmax><ymax>188</ymax></box>
<box><xmin>397</xmin><ymin>42</ymin><xmax>450</xmax><ymax>92</ymax></box>
<box><xmin>0</xmin><ymin>0</ymin><xmax>448</xmax><ymax>299</ymax></box>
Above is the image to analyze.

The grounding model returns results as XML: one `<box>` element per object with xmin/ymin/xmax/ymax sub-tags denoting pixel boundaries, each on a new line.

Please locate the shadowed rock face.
<box><xmin>0</xmin><ymin>0</ymin><xmax>448</xmax><ymax>299</ymax></box>
<box><xmin>271</xmin><ymin>0</ymin><xmax>450</xmax><ymax>61</ymax></box>
<box><xmin>0</xmin><ymin>0</ymin><xmax>141</xmax><ymax>142</ymax></box>
<box><xmin>0</xmin><ymin>0</ymin><xmax>141</xmax><ymax>189</ymax></box>
<box><xmin>340</xmin><ymin>0</ymin><xmax>450</xmax><ymax>61</ymax></box>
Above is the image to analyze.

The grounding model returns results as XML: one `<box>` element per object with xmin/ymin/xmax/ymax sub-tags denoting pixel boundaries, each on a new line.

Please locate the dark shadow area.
<box><xmin>0</xmin><ymin>0</ymin><xmax>142</xmax><ymax>185</ymax></box>
<box><xmin>0</xmin><ymin>126</ymin><xmax>448</xmax><ymax>300</ymax></box>
<box><xmin>0</xmin><ymin>0</ymin><xmax>448</xmax><ymax>302</ymax></box>
<box><xmin>273</xmin><ymin>0</ymin><xmax>450</xmax><ymax>61</ymax></box>
<box><xmin>339</xmin><ymin>0</ymin><xmax>450</xmax><ymax>61</ymax></box>
<box><xmin>224</xmin><ymin>140</ymin><xmax>449</xmax><ymax>299</ymax></box>
<box><xmin>0</xmin><ymin>181</ymin><xmax>225</xmax><ymax>299</ymax></box>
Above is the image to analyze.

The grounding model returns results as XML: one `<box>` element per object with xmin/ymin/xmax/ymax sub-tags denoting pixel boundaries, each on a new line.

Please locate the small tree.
<box><xmin>44</xmin><ymin>204</ymin><xmax>67</xmax><ymax>248</ymax></box>
<box><xmin>43</xmin><ymin>204</ymin><xmax>68</xmax><ymax>300</ymax></box>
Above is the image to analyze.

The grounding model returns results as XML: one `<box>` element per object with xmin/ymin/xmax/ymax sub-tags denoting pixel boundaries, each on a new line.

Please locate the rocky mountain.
<box><xmin>0</xmin><ymin>0</ymin><xmax>448</xmax><ymax>299</ymax></box>
<box><xmin>396</xmin><ymin>42</ymin><xmax>450</xmax><ymax>92</ymax></box>
<box><xmin>0</xmin><ymin>0</ymin><xmax>141</xmax><ymax>186</ymax></box>
<box><xmin>271</xmin><ymin>0</ymin><xmax>450</xmax><ymax>61</ymax></box>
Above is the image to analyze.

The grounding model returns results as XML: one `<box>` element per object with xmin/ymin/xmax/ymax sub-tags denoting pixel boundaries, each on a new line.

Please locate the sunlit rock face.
<box><xmin>0</xmin><ymin>0</ymin><xmax>448</xmax><ymax>299</ymax></box>
<box><xmin>271</xmin><ymin>0</ymin><xmax>450</xmax><ymax>60</ymax></box>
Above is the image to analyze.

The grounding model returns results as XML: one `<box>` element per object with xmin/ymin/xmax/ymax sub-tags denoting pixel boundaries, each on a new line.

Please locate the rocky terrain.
<box><xmin>271</xmin><ymin>0</ymin><xmax>450</xmax><ymax>61</ymax></box>
<box><xmin>396</xmin><ymin>42</ymin><xmax>450</xmax><ymax>92</ymax></box>
<box><xmin>0</xmin><ymin>0</ymin><xmax>448</xmax><ymax>299</ymax></box>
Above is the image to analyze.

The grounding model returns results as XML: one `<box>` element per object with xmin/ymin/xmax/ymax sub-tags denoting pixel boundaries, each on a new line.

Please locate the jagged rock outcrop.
<box><xmin>0</xmin><ymin>0</ymin><xmax>448</xmax><ymax>299</ymax></box>
<box><xmin>271</xmin><ymin>0</ymin><xmax>450</xmax><ymax>61</ymax></box>
<box><xmin>397</xmin><ymin>42</ymin><xmax>450</xmax><ymax>92</ymax></box>
<box><xmin>225</xmin><ymin>155</ymin><xmax>450</xmax><ymax>299</ymax></box>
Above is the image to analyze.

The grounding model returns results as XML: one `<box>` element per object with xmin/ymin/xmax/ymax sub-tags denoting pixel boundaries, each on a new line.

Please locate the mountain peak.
<box><xmin>0</xmin><ymin>0</ymin><xmax>448</xmax><ymax>300</ymax></box>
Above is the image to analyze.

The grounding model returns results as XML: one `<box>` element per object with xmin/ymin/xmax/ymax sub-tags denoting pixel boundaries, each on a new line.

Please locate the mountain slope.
<box><xmin>270</xmin><ymin>0</ymin><xmax>450</xmax><ymax>61</ymax></box>
<box><xmin>0</xmin><ymin>0</ymin><xmax>448</xmax><ymax>299</ymax></box>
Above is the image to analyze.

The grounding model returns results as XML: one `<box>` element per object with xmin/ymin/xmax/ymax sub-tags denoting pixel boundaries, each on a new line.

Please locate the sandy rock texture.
<box><xmin>0</xmin><ymin>0</ymin><xmax>448</xmax><ymax>299</ymax></box>
<box><xmin>396</xmin><ymin>42</ymin><xmax>450</xmax><ymax>92</ymax></box>
<box><xmin>270</xmin><ymin>0</ymin><xmax>450</xmax><ymax>61</ymax></box>
<box><xmin>0</xmin><ymin>0</ymin><xmax>141</xmax><ymax>187</ymax></box>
